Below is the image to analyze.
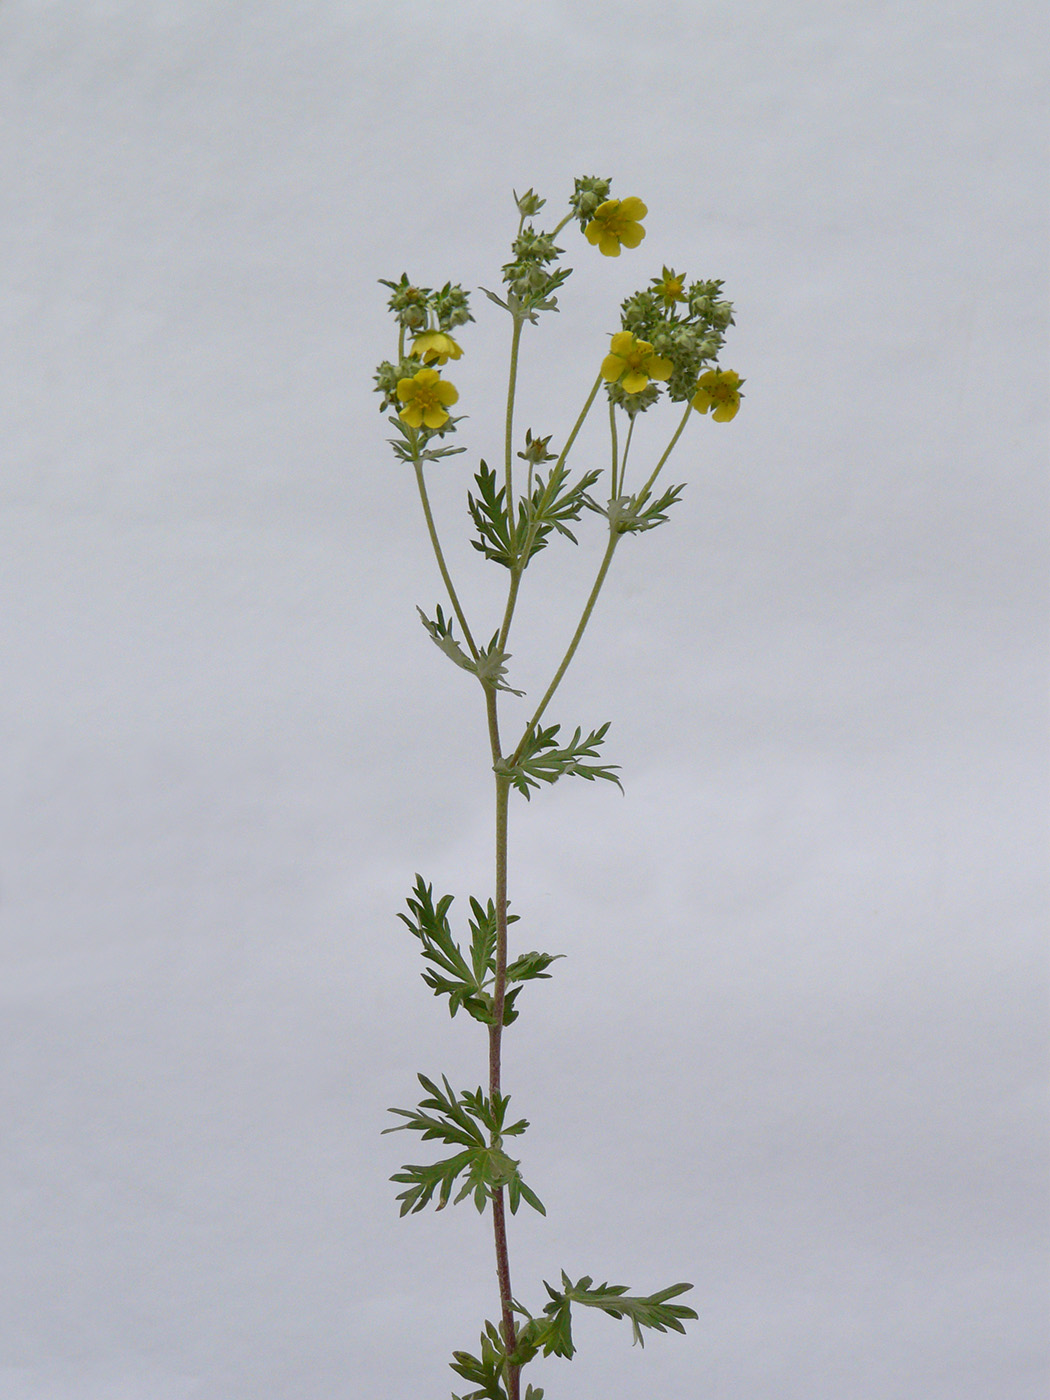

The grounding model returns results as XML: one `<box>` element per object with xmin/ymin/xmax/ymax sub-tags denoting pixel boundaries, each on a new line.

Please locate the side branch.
<box><xmin>414</xmin><ymin>460</ymin><xmax>480</xmax><ymax>660</ymax></box>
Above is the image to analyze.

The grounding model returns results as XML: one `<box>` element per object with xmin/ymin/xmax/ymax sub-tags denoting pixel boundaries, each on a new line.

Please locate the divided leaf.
<box><xmin>496</xmin><ymin>722</ymin><xmax>623</xmax><ymax>800</ymax></box>
<box><xmin>468</xmin><ymin>460</ymin><xmax>601</xmax><ymax>571</ymax></box>
<box><xmin>582</xmin><ymin>483</ymin><xmax>686</xmax><ymax>534</ymax></box>
<box><xmin>417</xmin><ymin>606</ymin><xmax>524</xmax><ymax>695</ymax></box>
<box><xmin>531</xmin><ymin>1272</ymin><xmax>697</xmax><ymax>1356</ymax></box>
<box><xmin>384</xmin><ymin>1073</ymin><xmax>545</xmax><ymax>1218</ymax></box>
<box><xmin>398</xmin><ymin>876</ymin><xmax>562</xmax><ymax>1027</ymax></box>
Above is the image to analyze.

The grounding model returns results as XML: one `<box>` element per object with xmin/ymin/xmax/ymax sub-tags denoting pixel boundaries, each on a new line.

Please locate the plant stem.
<box><xmin>497</xmin><ymin>568</ymin><xmax>522</xmax><ymax>655</ymax></box>
<box><xmin>637</xmin><ymin>400</ymin><xmax>694</xmax><ymax>502</ymax></box>
<box><xmin>620</xmin><ymin>410</ymin><xmax>637</xmax><ymax>490</ymax></box>
<box><xmin>498</xmin><ymin>373</ymin><xmax>604</xmax><ymax>651</ymax></box>
<box><xmin>609</xmin><ymin>400</ymin><xmax>619</xmax><ymax>497</ymax></box>
<box><xmin>555</xmin><ymin>373</ymin><xmax>603</xmax><ymax>477</ymax></box>
<box><xmin>413</xmin><ymin>460</ymin><xmax>480</xmax><ymax>660</ymax></box>
<box><xmin>485</xmin><ymin>689</ymin><xmax>518</xmax><ymax>1398</ymax></box>
<box><xmin>510</xmin><ymin>527</ymin><xmax>620</xmax><ymax>767</ymax></box>
<box><xmin>504</xmin><ymin>317</ymin><xmax>524</xmax><ymax>519</ymax></box>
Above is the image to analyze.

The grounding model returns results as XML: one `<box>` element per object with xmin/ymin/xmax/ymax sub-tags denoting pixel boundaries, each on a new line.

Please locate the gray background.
<box><xmin>1</xmin><ymin>2</ymin><xmax>1046</xmax><ymax>1397</ymax></box>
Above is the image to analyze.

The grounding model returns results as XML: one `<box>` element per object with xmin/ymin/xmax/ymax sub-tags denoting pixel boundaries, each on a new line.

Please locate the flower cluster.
<box><xmin>502</xmin><ymin>226</ymin><xmax>565</xmax><ymax>302</ymax></box>
<box><xmin>568</xmin><ymin>175</ymin><xmax>612</xmax><ymax>228</ymax></box>
<box><xmin>379</xmin><ymin>274</ymin><xmax>474</xmax><ymax>333</ymax></box>
<box><xmin>375</xmin><ymin>276</ymin><xmax>473</xmax><ymax>439</ymax></box>
<box><xmin>613</xmin><ymin>275</ymin><xmax>736</xmax><ymax>410</ymax></box>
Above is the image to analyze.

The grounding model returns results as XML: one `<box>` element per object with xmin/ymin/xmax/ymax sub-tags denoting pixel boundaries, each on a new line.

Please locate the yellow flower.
<box><xmin>410</xmin><ymin>331</ymin><xmax>463</xmax><ymax>366</ymax></box>
<box><xmin>601</xmin><ymin>331</ymin><xmax>673</xmax><ymax>395</ymax></box>
<box><xmin>584</xmin><ymin>197</ymin><xmax>647</xmax><ymax>257</ymax></box>
<box><xmin>651</xmin><ymin>266</ymin><xmax>686</xmax><ymax>307</ymax></box>
<box><xmin>396</xmin><ymin>367</ymin><xmax>459</xmax><ymax>430</ymax></box>
<box><xmin>691</xmin><ymin>368</ymin><xmax>743</xmax><ymax>422</ymax></box>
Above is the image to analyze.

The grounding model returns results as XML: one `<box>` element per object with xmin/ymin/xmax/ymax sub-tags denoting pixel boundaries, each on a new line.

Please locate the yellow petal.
<box><xmin>601</xmin><ymin>353</ymin><xmax>625</xmax><ymax>382</ymax></box>
<box><xmin>396</xmin><ymin>378</ymin><xmax>415</xmax><ymax>401</ymax></box>
<box><xmin>648</xmin><ymin>355</ymin><xmax>674</xmax><ymax>382</ymax></box>
<box><xmin>712</xmin><ymin>400</ymin><xmax>739</xmax><ymax>421</ymax></box>
<box><xmin>585</xmin><ymin>221</ymin><xmax>601</xmax><ymax>245</ymax></box>
<box><xmin>609</xmin><ymin>332</ymin><xmax>634</xmax><ymax>355</ymax></box>
<box><xmin>618</xmin><ymin>197</ymin><xmax>647</xmax><ymax>220</ymax></box>
<box><xmin>619</xmin><ymin>223</ymin><xmax>645</xmax><ymax>249</ymax></box>
<box><xmin>691</xmin><ymin>391</ymin><xmax>712</xmax><ymax>414</ymax></box>
<box><xmin>436</xmin><ymin>380</ymin><xmax>459</xmax><ymax>406</ymax></box>
<box><xmin>400</xmin><ymin>403</ymin><xmax>423</xmax><ymax>427</ymax></box>
<box><xmin>622</xmin><ymin>370</ymin><xmax>648</xmax><ymax>394</ymax></box>
<box><xmin>415</xmin><ymin>367</ymin><xmax>440</xmax><ymax>387</ymax></box>
<box><xmin>599</xmin><ymin>233</ymin><xmax>621</xmax><ymax>256</ymax></box>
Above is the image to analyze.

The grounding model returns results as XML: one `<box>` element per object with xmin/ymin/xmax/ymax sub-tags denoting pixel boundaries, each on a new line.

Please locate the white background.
<box><xmin>1</xmin><ymin>3</ymin><xmax>1046</xmax><ymax>1397</ymax></box>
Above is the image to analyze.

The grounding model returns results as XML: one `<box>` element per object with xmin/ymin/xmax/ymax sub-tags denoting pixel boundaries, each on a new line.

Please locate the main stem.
<box><xmin>486</xmin><ymin>688</ymin><xmax>518</xmax><ymax>1399</ymax></box>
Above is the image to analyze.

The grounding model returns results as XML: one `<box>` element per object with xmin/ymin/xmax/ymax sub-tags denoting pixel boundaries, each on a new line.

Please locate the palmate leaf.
<box><xmin>383</xmin><ymin>1073</ymin><xmax>546</xmax><ymax>1218</ymax></box>
<box><xmin>450</xmin><ymin>1320</ymin><xmax>509</xmax><ymax>1400</ymax></box>
<box><xmin>495</xmin><ymin>721</ymin><xmax>623</xmax><ymax>800</ymax></box>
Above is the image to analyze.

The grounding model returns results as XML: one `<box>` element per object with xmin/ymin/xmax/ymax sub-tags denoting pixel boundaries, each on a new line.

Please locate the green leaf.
<box><xmin>496</xmin><ymin>722</ymin><xmax>623</xmax><ymax>800</ymax></box>
<box><xmin>537</xmin><ymin>1272</ymin><xmax>698</xmax><ymax>1352</ymax></box>
<box><xmin>385</xmin><ymin>414</ymin><xmax>467</xmax><ymax>465</ymax></box>
<box><xmin>505</xmin><ymin>948</ymin><xmax>565</xmax><ymax>985</ymax></box>
<box><xmin>398</xmin><ymin>878</ymin><xmax>558</xmax><ymax>1026</ymax></box>
<box><xmin>468</xmin><ymin>460</ymin><xmax>517</xmax><ymax>568</ymax></box>
<box><xmin>383</xmin><ymin>1073</ymin><xmax>545</xmax><ymax>1218</ymax></box>
<box><xmin>398</xmin><ymin>876</ymin><xmax>495</xmax><ymax>1023</ymax></box>
<box><xmin>450</xmin><ymin>1320</ymin><xmax>509</xmax><ymax>1400</ymax></box>
<box><xmin>582</xmin><ymin>483</ymin><xmax>686</xmax><ymax>534</ymax></box>
<box><xmin>521</xmin><ymin>462</ymin><xmax>602</xmax><ymax>558</ymax></box>
<box><xmin>417</xmin><ymin>606</ymin><xmax>525</xmax><ymax>695</ymax></box>
<box><xmin>469</xmin><ymin>459</ymin><xmax>602</xmax><ymax>572</ymax></box>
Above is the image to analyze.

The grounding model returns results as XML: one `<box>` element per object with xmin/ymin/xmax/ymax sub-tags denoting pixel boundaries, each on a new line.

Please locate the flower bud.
<box><xmin>514</xmin><ymin>187</ymin><xmax>546</xmax><ymax>218</ymax></box>
<box><xmin>517</xmin><ymin>429</ymin><xmax>557</xmax><ymax>465</ymax></box>
<box><xmin>569</xmin><ymin>174</ymin><xmax>612</xmax><ymax>225</ymax></box>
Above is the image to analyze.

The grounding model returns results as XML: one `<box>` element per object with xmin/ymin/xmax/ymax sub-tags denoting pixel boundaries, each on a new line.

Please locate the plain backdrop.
<box><xmin>1</xmin><ymin>3</ymin><xmax>1046</xmax><ymax>1398</ymax></box>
